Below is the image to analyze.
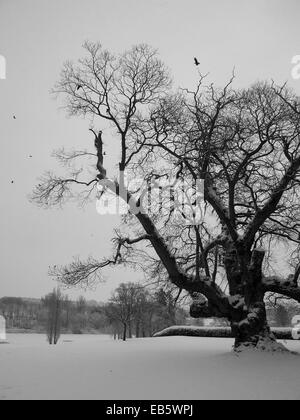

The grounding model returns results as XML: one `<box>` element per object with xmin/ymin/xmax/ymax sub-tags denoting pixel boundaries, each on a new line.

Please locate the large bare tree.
<box><xmin>32</xmin><ymin>42</ymin><xmax>300</xmax><ymax>351</ymax></box>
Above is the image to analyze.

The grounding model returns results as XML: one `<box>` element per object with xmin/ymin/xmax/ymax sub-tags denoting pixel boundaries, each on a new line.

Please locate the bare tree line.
<box><xmin>104</xmin><ymin>283</ymin><xmax>187</xmax><ymax>341</ymax></box>
<box><xmin>0</xmin><ymin>283</ymin><xmax>188</xmax><ymax>341</ymax></box>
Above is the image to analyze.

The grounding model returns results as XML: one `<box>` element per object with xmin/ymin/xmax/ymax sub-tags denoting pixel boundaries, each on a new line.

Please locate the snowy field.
<box><xmin>0</xmin><ymin>334</ymin><xmax>300</xmax><ymax>400</ymax></box>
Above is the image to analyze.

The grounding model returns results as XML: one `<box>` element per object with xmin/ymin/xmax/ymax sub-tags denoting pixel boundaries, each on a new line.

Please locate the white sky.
<box><xmin>0</xmin><ymin>0</ymin><xmax>300</xmax><ymax>301</ymax></box>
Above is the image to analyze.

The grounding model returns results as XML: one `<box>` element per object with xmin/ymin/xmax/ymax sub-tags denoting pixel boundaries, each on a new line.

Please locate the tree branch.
<box><xmin>244</xmin><ymin>155</ymin><xmax>300</xmax><ymax>246</ymax></box>
<box><xmin>263</xmin><ymin>275</ymin><xmax>300</xmax><ymax>303</ymax></box>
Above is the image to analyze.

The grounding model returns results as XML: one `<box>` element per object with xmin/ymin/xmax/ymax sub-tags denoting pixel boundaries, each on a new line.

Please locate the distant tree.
<box><xmin>154</xmin><ymin>288</ymin><xmax>179</xmax><ymax>325</ymax></box>
<box><xmin>134</xmin><ymin>289</ymin><xmax>150</xmax><ymax>338</ymax></box>
<box><xmin>76</xmin><ymin>296</ymin><xmax>87</xmax><ymax>314</ymax></box>
<box><xmin>105</xmin><ymin>302</ymin><xmax>125</xmax><ymax>340</ymax></box>
<box><xmin>105</xmin><ymin>283</ymin><xmax>144</xmax><ymax>341</ymax></box>
<box><xmin>62</xmin><ymin>295</ymin><xmax>72</xmax><ymax>329</ymax></box>
<box><xmin>43</xmin><ymin>289</ymin><xmax>63</xmax><ymax>345</ymax></box>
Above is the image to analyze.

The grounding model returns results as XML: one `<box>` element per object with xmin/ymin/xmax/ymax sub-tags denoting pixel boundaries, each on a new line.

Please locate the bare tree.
<box><xmin>104</xmin><ymin>283</ymin><xmax>143</xmax><ymax>341</ymax></box>
<box><xmin>32</xmin><ymin>42</ymin><xmax>300</xmax><ymax>352</ymax></box>
<box><xmin>43</xmin><ymin>289</ymin><xmax>63</xmax><ymax>345</ymax></box>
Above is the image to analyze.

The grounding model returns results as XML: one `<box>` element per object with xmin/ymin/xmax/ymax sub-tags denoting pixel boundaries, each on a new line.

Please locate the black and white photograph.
<box><xmin>1</xmin><ymin>0</ymin><xmax>300</xmax><ymax>404</ymax></box>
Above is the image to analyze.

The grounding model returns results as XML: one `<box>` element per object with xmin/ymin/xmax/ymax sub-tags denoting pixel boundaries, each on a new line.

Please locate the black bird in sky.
<box><xmin>13</xmin><ymin>115</ymin><xmax>16</xmax><ymax>119</ymax></box>
<box><xmin>11</xmin><ymin>180</ymin><xmax>14</xmax><ymax>184</ymax></box>
<box><xmin>194</xmin><ymin>57</ymin><xmax>200</xmax><ymax>66</ymax></box>
<box><xmin>76</xmin><ymin>84</ymin><xmax>82</xmax><ymax>91</ymax></box>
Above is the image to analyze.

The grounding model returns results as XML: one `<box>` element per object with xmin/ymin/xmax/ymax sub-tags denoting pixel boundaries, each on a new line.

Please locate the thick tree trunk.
<box><xmin>190</xmin><ymin>292</ymin><xmax>288</xmax><ymax>351</ymax></box>
<box><xmin>224</xmin><ymin>247</ymin><xmax>288</xmax><ymax>352</ymax></box>
<box><xmin>232</xmin><ymin>317</ymin><xmax>275</xmax><ymax>351</ymax></box>
<box><xmin>231</xmin><ymin>300</ymin><xmax>288</xmax><ymax>352</ymax></box>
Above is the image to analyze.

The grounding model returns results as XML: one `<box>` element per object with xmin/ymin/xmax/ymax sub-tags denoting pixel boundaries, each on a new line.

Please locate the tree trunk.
<box><xmin>128</xmin><ymin>321</ymin><xmax>132</xmax><ymax>339</ymax></box>
<box><xmin>231</xmin><ymin>299</ymin><xmax>288</xmax><ymax>352</ymax></box>
<box><xmin>135</xmin><ymin>321</ymin><xmax>140</xmax><ymax>338</ymax></box>
<box><xmin>223</xmin><ymin>247</ymin><xmax>289</xmax><ymax>352</ymax></box>
<box><xmin>123</xmin><ymin>323</ymin><xmax>127</xmax><ymax>341</ymax></box>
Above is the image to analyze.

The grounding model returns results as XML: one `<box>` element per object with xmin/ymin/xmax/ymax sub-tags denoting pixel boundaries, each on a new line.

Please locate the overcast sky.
<box><xmin>0</xmin><ymin>0</ymin><xmax>299</xmax><ymax>302</ymax></box>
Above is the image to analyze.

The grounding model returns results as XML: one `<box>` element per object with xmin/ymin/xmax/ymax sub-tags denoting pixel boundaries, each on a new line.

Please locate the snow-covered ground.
<box><xmin>0</xmin><ymin>334</ymin><xmax>300</xmax><ymax>400</ymax></box>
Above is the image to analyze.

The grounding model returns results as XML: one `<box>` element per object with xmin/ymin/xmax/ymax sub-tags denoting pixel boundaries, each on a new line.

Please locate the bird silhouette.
<box><xmin>11</xmin><ymin>180</ymin><xmax>14</xmax><ymax>184</ymax></box>
<box><xmin>76</xmin><ymin>84</ymin><xmax>82</xmax><ymax>91</ymax></box>
<box><xmin>29</xmin><ymin>155</ymin><xmax>33</xmax><ymax>158</ymax></box>
<box><xmin>194</xmin><ymin>57</ymin><xmax>200</xmax><ymax>66</ymax></box>
<box><xmin>13</xmin><ymin>115</ymin><xmax>16</xmax><ymax>119</ymax></box>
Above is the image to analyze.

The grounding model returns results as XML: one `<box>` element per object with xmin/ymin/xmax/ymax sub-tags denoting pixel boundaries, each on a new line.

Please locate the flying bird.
<box><xmin>76</xmin><ymin>84</ymin><xmax>82</xmax><ymax>91</ymax></box>
<box><xmin>11</xmin><ymin>180</ymin><xmax>14</xmax><ymax>184</ymax></box>
<box><xmin>13</xmin><ymin>115</ymin><xmax>16</xmax><ymax>119</ymax></box>
<box><xmin>194</xmin><ymin>57</ymin><xmax>200</xmax><ymax>66</ymax></box>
